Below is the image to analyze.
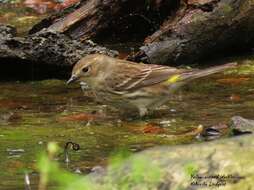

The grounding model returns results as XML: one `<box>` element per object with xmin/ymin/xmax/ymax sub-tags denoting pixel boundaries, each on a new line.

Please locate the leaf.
<box><xmin>142</xmin><ymin>123</ymin><xmax>165</xmax><ymax>134</ymax></box>
<box><xmin>229</xmin><ymin>94</ymin><xmax>241</xmax><ymax>102</ymax></box>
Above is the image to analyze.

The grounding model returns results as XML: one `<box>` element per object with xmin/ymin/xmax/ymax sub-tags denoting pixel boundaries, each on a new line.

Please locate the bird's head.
<box><xmin>67</xmin><ymin>54</ymin><xmax>106</xmax><ymax>85</ymax></box>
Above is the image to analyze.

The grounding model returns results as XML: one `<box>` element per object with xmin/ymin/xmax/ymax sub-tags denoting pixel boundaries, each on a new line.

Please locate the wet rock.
<box><xmin>130</xmin><ymin>0</ymin><xmax>254</xmax><ymax>65</ymax></box>
<box><xmin>74</xmin><ymin>168</ymin><xmax>82</xmax><ymax>174</ymax></box>
<box><xmin>201</xmin><ymin>123</ymin><xmax>229</xmax><ymax>140</ymax></box>
<box><xmin>0</xmin><ymin>26</ymin><xmax>118</xmax><ymax>66</ymax></box>
<box><xmin>0</xmin><ymin>24</ymin><xmax>16</xmax><ymax>39</ymax></box>
<box><xmin>0</xmin><ymin>24</ymin><xmax>118</xmax><ymax>79</ymax></box>
<box><xmin>200</xmin><ymin>116</ymin><xmax>254</xmax><ymax>140</ymax></box>
<box><xmin>0</xmin><ymin>112</ymin><xmax>22</xmax><ymax>123</ymax></box>
<box><xmin>88</xmin><ymin>132</ymin><xmax>254</xmax><ymax>190</ymax></box>
<box><xmin>230</xmin><ymin>116</ymin><xmax>254</xmax><ymax>133</ymax></box>
<box><xmin>202</xmin><ymin>116</ymin><xmax>254</xmax><ymax>140</ymax></box>
<box><xmin>6</xmin><ymin>148</ymin><xmax>25</xmax><ymax>155</ymax></box>
<box><xmin>90</xmin><ymin>165</ymin><xmax>106</xmax><ymax>177</ymax></box>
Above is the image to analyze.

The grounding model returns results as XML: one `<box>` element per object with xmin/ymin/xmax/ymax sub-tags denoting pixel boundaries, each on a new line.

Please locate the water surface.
<box><xmin>0</xmin><ymin>56</ymin><xmax>254</xmax><ymax>189</ymax></box>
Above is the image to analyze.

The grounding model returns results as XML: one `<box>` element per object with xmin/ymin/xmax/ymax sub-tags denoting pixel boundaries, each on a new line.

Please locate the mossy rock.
<box><xmin>90</xmin><ymin>133</ymin><xmax>254</xmax><ymax>190</ymax></box>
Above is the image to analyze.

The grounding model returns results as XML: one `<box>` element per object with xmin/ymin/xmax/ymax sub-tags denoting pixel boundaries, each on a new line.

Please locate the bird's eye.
<box><xmin>82</xmin><ymin>66</ymin><xmax>89</xmax><ymax>73</ymax></box>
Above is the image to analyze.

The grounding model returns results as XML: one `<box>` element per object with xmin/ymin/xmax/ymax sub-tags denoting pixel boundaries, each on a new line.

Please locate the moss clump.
<box><xmin>219</xmin><ymin>3</ymin><xmax>233</xmax><ymax>14</ymax></box>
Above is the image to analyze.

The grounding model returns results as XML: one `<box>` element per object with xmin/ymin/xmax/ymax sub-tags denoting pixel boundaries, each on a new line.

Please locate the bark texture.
<box><xmin>0</xmin><ymin>24</ymin><xmax>117</xmax><ymax>66</ymax></box>
<box><xmin>130</xmin><ymin>0</ymin><xmax>254</xmax><ymax>65</ymax></box>
<box><xmin>30</xmin><ymin>0</ymin><xmax>254</xmax><ymax>66</ymax></box>
<box><xmin>30</xmin><ymin>0</ymin><xmax>177</xmax><ymax>41</ymax></box>
<box><xmin>0</xmin><ymin>24</ymin><xmax>117</xmax><ymax>79</ymax></box>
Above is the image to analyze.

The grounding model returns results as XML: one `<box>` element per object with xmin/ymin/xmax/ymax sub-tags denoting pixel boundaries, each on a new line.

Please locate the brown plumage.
<box><xmin>67</xmin><ymin>54</ymin><xmax>237</xmax><ymax>117</ymax></box>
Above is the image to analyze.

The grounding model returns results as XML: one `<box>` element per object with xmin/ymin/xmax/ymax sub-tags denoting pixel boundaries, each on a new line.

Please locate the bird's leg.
<box><xmin>138</xmin><ymin>107</ymin><xmax>148</xmax><ymax>117</ymax></box>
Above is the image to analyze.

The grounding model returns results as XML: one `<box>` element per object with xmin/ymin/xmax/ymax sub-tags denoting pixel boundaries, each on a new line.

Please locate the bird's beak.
<box><xmin>67</xmin><ymin>75</ymin><xmax>78</xmax><ymax>85</ymax></box>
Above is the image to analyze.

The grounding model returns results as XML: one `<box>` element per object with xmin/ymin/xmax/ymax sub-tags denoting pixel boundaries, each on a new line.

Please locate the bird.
<box><xmin>67</xmin><ymin>54</ymin><xmax>236</xmax><ymax>117</ymax></box>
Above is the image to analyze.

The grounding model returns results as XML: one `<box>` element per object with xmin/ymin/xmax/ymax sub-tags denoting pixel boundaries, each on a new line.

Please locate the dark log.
<box><xmin>30</xmin><ymin>0</ymin><xmax>178</xmax><ymax>42</ymax></box>
<box><xmin>0</xmin><ymin>24</ymin><xmax>117</xmax><ymax>80</ymax></box>
<box><xmin>129</xmin><ymin>0</ymin><xmax>254</xmax><ymax>65</ymax></box>
<box><xmin>31</xmin><ymin>0</ymin><xmax>254</xmax><ymax>66</ymax></box>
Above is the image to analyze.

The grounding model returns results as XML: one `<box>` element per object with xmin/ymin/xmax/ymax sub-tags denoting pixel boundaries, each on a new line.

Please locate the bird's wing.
<box><xmin>106</xmin><ymin>61</ymin><xmax>184</xmax><ymax>92</ymax></box>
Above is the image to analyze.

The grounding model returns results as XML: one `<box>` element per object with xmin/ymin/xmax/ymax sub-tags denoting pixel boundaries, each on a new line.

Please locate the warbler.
<box><xmin>67</xmin><ymin>54</ymin><xmax>236</xmax><ymax>117</ymax></box>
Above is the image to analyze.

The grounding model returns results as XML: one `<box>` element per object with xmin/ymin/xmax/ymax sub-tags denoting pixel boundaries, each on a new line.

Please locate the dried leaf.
<box><xmin>142</xmin><ymin>123</ymin><xmax>165</xmax><ymax>134</ymax></box>
<box><xmin>216</xmin><ymin>77</ymin><xmax>250</xmax><ymax>85</ymax></box>
<box><xmin>229</xmin><ymin>94</ymin><xmax>241</xmax><ymax>102</ymax></box>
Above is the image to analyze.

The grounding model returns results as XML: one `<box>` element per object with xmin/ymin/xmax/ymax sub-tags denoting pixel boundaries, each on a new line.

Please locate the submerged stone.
<box><xmin>88</xmin><ymin>132</ymin><xmax>254</xmax><ymax>190</ymax></box>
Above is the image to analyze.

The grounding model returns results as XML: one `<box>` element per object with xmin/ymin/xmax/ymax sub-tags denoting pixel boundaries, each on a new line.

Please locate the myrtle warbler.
<box><xmin>67</xmin><ymin>54</ymin><xmax>236</xmax><ymax>117</ymax></box>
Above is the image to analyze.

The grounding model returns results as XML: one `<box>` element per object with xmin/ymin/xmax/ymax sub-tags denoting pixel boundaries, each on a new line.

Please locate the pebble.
<box><xmin>7</xmin><ymin>148</ymin><xmax>25</xmax><ymax>157</ymax></box>
<box><xmin>159</xmin><ymin>119</ymin><xmax>176</xmax><ymax>127</ymax></box>
<box><xmin>74</xmin><ymin>168</ymin><xmax>82</xmax><ymax>174</ymax></box>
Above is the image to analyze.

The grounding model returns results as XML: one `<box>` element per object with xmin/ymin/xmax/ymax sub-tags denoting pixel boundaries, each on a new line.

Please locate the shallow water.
<box><xmin>0</xmin><ymin>56</ymin><xmax>254</xmax><ymax>189</ymax></box>
<box><xmin>1</xmin><ymin>2</ymin><xmax>254</xmax><ymax>188</ymax></box>
<box><xmin>0</xmin><ymin>3</ymin><xmax>47</xmax><ymax>36</ymax></box>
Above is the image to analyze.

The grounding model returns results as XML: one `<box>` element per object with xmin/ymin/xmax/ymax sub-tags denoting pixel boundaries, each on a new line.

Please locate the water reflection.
<box><xmin>0</xmin><ymin>58</ymin><xmax>254</xmax><ymax>189</ymax></box>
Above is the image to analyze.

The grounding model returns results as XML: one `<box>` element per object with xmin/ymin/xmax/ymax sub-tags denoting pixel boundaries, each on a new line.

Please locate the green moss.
<box><xmin>191</xmin><ymin>13</ymin><xmax>207</xmax><ymax>24</ymax></box>
<box><xmin>219</xmin><ymin>3</ymin><xmax>233</xmax><ymax>14</ymax></box>
<box><xmin>225</xmin><ymin>61</ymin><xmax>254</xmax><ymax>75</ymax></box>
<box><xmin>0</xmin><ymin>54</ymin><xmax>254</xmax><ymax>189</ymax></box>
<box><xmin>35</xmin><ymin>133</ymin><xmax>254</xmax><ymax>190</ymax></box>
<box><xmin>184</xmin><ymin>163</ymin><xmax>199</xmax><ymax>177</ymax></box>
<box><xmin>0</xmin><ymin>5</ymin><xmax>46</xmax><ymax>36</ymax></box>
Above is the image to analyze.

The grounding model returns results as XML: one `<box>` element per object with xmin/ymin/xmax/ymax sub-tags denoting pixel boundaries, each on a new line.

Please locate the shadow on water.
<box><xmin>0</xmin><ymin>1</ymin><xmax>254</xmax><ymax>189</ymax></box>
<box><xmin>0</xmin><ymin>58</ymin><xmax>71</xmax><ymax>81</ymax></box>
<box><xmin>0</xmin><ymin>55</ymin><xmax>254</xmax><ymax>189</ymax></box>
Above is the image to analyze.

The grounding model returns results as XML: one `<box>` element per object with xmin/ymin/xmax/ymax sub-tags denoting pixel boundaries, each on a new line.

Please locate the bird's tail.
<box><xmin>180</xmin><ymin>62</ymin><xmax>237</xmax><ymax>82</ymax></box>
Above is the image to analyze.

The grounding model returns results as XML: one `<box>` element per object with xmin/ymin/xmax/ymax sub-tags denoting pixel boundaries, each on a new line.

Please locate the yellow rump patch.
<box><xmin>165</xmin><ymin>74</ymin><xmax>180</xmax><ymax>85</ymax></box>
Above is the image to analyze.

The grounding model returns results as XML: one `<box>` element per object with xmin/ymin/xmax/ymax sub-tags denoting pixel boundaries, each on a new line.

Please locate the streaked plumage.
<box><xmin>67</xmin><ymin>54</ymin><xmax>236</xmax><ymax>117</ymax></box>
